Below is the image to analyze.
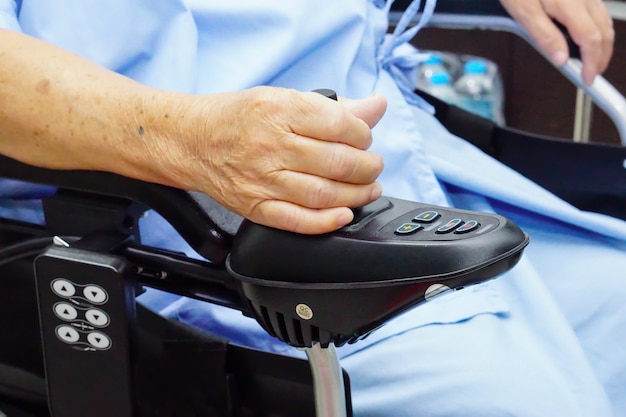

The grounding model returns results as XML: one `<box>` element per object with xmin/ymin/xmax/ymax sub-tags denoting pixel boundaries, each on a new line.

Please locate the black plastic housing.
<box><xmin>227</xmin><ymin>197</ymin><xmax>529</xmax><ymax>347</ymax></box>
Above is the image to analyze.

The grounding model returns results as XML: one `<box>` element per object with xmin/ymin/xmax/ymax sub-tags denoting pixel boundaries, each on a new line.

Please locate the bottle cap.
<box><xmin>464</xmin><ymin>59</ymin><xmax>488</xmax><ymax>74</ymax></box>
<box><xmin>430</xmin><ymin>72</ymin><xmax>451</xmax><ymax>85</ymax></box>
<box><xmin>424</xmin><ymin>54</ymin><xmax>444</xmax><ymax>65</ymax></box>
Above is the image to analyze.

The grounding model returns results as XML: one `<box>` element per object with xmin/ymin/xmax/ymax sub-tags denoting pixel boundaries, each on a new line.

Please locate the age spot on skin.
<box><xmin>35</xmin><ymin>78</ymin><xmax>50</xmax><ymax>94</ymax></box>
<box><xmin>138</xmin><ymin>126</ymin><xmax>145</xmax><ymax>135</ymax></box>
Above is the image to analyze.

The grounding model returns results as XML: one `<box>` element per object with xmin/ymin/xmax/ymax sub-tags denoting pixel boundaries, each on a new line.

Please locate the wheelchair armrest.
<box><xmin>0</xmin><ymin>154</ymin><xmax>241</xmax><ymax>264</ymax></box>
<box><xmin>0</xmin><ymin>150</ymin><xmax>529</xmax><ymax>348</ymax></box>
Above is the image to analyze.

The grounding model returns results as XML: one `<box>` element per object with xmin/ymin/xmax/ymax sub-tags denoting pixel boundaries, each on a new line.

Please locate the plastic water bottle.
<box><xmin>454</xmin><ymin>59</ymin><xmax>499</xmax><ymax>122</ymax></box>
<box><xmin>416</xmin><ymin>54</ymin><xmax>448</xmax><ymax>92</ymax></box>
<box><xmin>424</xmin><ymin>71</ymin><xmax>458</xmax><ymax>104</ymax></box>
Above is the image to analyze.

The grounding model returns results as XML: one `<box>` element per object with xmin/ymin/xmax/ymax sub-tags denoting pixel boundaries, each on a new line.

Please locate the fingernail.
<box><xmin>370</xmin><ymin>183</ymin><xmax>383</xmax><ymax>200</ymax></box>
<box><xmin>551</xmin><ymin>50</ymin><xmax>568</xmax><ymax>66</ymax></box>
<box><xmin>582</xmin><ymin>63</ymin><xmax>597</xmax><ymax>86</ymax></box>
<box><xmin>337</xmin><ymin>209</ymin><xmax>354</xmax><ymax>227</ymax></box>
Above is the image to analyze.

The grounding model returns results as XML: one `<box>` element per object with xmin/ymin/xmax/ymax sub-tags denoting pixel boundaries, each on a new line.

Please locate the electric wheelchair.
<box><xmin>0</xmin><ymin>2</ymin><xmax>625</xmax><ymax>416</ymax></box>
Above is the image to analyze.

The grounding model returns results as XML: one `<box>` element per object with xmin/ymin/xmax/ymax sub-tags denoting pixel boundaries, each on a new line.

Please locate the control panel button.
<box><xmin>53</xmin><ymin>302</ymin><xmax>79</xmax><ymax>321</ymax></box>
<box><xmin>455</xmin><ymin>220</ymin><xmax>481</xmax><ymax>234</ymax></box>
<box><xmin>56</xmin><ymin>325</ymin><xmax>80</xmax><ymax>344</ymax></box>
<box><xmin>436</xmin><ymin>218</ymin><xmax>463</xmax><ymax>234</ymax></box>
<box><xmin>51</xmin><ymin>279</ymin><xmax>76</xmax><ymax>298</ymax></box>
<box><xmin>83</xmin><ymin>285</ymin><xmax>108</xmax><ymax>304</ymax></box>
<box><xmin>87</xmin><ymin>331</ymin><xmax>112</xmax><ymax>350</ymax></box>
<box><xmin>413</xmin><ymin>210</ymin><xmax>440</xmax><ymax>223</ymax></box>
<box><xmin>395</xmin><ymin>223</ymin><xmax>423</xmax><ymax>235</ymax></box>
<box><xmin>85</xmin><ymin>309</ymin><xmax>110</xmax><ymax>327</ymax></box>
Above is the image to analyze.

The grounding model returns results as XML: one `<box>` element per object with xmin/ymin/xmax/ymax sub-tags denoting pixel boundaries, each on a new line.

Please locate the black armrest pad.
<box><xmin>0</xmin><ymin>155</ymin><xmax>238</xmax><ymax>264</ymax></box>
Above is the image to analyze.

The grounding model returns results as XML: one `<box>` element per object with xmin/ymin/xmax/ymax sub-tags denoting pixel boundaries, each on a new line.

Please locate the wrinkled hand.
<box><xmin>166</xmin><ymin>87</ymin><xmax>386</xmax><ymax>235</ymax></box>
<box><xmin>499</xmin><ymin>0</ymin><xmax>614</xmax><ymax>85</ymax></box>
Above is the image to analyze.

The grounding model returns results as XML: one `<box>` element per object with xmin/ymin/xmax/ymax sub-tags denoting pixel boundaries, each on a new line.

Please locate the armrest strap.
<box><xmin>420</xmin><ymin>89</ymin><xmax>626</xmax><ymax>220</ymax></box>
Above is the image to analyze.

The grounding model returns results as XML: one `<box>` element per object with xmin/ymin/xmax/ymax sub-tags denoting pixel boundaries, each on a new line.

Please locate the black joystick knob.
<box><xmin>312</xmin><ymin>88</ymin><xmax>338</xmax><ymax>101</ymax></box>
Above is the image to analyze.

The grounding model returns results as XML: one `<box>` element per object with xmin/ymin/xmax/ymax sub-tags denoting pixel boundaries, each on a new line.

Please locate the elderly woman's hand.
<box><xmin>166</xmin><ymin>87</ymin><xmax>387</xmax><ymax>235</ymax></box>
<box><xmin>499</xmin><ymin>0</ymin><xmax>614</xmax><ymax>85</ymax></box>
<box><xmin>0</xmin><ymin>31</ymin><xmax>387</xmax><ymax>236</ymax></box>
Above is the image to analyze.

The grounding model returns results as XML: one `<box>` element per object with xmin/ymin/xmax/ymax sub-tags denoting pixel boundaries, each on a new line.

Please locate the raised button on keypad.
<box><xmin>395</xmin><ymin>223</ymin><xmax>423</xmax><ymax>235</ymax></box>
<box><xmin>454</xmin><ymin>220</ymin><xmax>480</xmax><ymax>234</ymax></box>
<box><xmin>413</xmin><ymin>210</ymin><xmax>441</xmax><ymax>223</ymax></box>
<box><xmin>436</xmin><ymin>218</ymin><xmax>463</xmax><ymax>234</ymax></box>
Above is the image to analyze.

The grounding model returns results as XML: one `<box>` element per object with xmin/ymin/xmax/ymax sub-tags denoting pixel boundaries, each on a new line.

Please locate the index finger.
<box><xmin>501</xmin><ymin>0</ymin><xmax>570</xmax><ymax>65</ymax></box>
<box><xmin>552</xmin><ymin>5</ymin><xmax>607</xmax><ymax>85</ymax></box>
<box><xmin>285</xmin><ymin>90</ymin><xmax>374</xmax><ymax>151</ymax></box>
<box><xmin>585</xmin><ymin>0</ymin><xmax>615</xmax><ymax>75</ymax></box>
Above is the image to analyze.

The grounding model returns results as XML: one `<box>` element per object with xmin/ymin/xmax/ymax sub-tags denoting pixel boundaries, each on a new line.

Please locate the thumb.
<box><xmin>339</xmin><ymin>94</ymin><xmax>388</xmax><ymax>128</ymax></box>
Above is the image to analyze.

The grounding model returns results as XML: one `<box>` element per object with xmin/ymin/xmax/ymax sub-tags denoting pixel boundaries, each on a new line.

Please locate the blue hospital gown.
<box><xmin>2</xmin><ymin>1</ymin><xmax>626</xmax><ymax>416</ymax></box>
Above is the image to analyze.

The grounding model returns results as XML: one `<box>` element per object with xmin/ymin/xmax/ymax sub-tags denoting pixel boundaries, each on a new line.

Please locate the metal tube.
<box><xmin>573</xmin><ymin>88</ymin><xmax>593</xmax><ymax>143</ymax></box>
<box><xmin>391</xmin><ymin>12</ymin><xmax>626</xmax><ymax>145</ymax></box>
<box><xmin>304</xmin><ymin>343</ymin><xmax>347</xmax><ymax>417</ymax></box>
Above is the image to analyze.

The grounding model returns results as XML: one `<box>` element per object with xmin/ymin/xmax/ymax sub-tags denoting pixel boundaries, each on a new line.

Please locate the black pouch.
<box><xmin>419</xmin><ymin>89</ymin><xmax>626</xmax><ymax>221</ymax></box>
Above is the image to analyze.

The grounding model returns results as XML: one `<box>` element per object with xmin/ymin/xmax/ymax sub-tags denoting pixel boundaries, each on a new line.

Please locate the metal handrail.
<box><xmin>390</xmin><ymin>11</ymin><xmax>626</xmax><ymax>145</ymax></box>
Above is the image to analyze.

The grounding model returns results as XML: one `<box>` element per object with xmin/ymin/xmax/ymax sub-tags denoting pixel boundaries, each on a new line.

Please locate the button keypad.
<box><xmin>381</xmin><ymin>206</ymin><xmax>494</xmax><ymax>240</ymax></box>
<box><xmin>49</xmin><ymin>278</ymin><xmax>112</xmax><ymax>351</ymax></box>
